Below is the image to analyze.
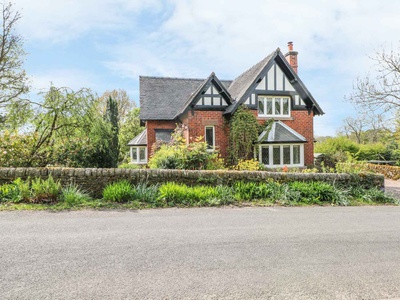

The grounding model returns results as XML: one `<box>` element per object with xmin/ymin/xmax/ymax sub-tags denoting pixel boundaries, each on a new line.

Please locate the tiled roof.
<box><xmin>127</xmin><ymin>129</ymin><xmax>147</xmax><ymax>146</ymax></box>
<box><xmin>227</xmin><ymin>50</ymin><xmax>276</xmax><ymax>102</ymax></box>
<box><xmin>139</xmin><ymin>76</ymin><xmax>232</xmax><ymax>120</ymax></box>
<box><xmin>258</xmin><ymin>121</ymin><xmax>306</xmax><ymax>143</ymax></box>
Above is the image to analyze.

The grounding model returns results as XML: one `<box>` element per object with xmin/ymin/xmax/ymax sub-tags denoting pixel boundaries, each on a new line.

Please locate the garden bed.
<box><xmin>0</xmin><ymin>167</ymin><xmax>384</xmax><ymax>198</ymax></box>
<box><xmin>0</xmin><ymin>176</ymin><xmax>396</xmax><ymax>211</ymax></box>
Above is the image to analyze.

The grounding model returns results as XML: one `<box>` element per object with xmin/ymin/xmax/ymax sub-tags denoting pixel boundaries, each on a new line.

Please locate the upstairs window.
<box><xmin>258</xmin><ymin>96</ymin><xmax>290</xmax><ymax>117</ymax></box>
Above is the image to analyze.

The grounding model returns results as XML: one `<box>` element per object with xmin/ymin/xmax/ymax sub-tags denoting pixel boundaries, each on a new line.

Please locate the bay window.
<box><xmin>130</xmin><ymin>146</ymin><xmax>147</xmax><ymax>164</ymax></box>
<box><xmin>259</xmin><ymin>144</ymin><xmax>303</xmax><ymax>167</ymax></box>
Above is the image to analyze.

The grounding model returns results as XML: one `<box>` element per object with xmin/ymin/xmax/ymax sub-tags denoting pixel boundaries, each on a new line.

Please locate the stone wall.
<box><xmin>0</xmin><ymin>168</ymin><xmax>384</xmax><ymax>198</ymax></box>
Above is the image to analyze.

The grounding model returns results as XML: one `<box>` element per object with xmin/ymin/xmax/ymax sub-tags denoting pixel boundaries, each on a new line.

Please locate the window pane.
<box><xmin>282</xmin><ymin>98</ymin><xmax>289</xmax><ymax>115</ymax></box>
<box><xmin>258</xmin><ymin>99</ymin><xmax>264</xmax><ymax>114</ymax></box>
<box><xmin>204</xmin><ymin>97</ymin><xmax>212</xmax><ymax>105</ymax></box>
<box><xmin>132</xmin><ymin>148</ymin><xmax>137</xmax><ymax>160</ymax></box>
<box><xmin>293</xmin><ymin>145</ymin><xmax>300</xmax><ymax>164</ymax></box>
<box><xmin>205</xmin><ymin>127</ymin><xmax>214</xmax><ymax>149</ymax></box>
<box><xmin>274</xmin><ymin>98</ymin><xmax>281</xmax><ymax>115</ymax></box>
<box><xmin>267</xmin><ymin>98</ymin><xmax>273</xmax><ymax>115</ymax></box>
<box><xmin>155</xmin><ymin>130</ymin><xmax>172</xmax><ymax>142</ymax></box>
<box><xmin>273</xmin><ymin>146</ymin><xmax>280</xmax><ymax>165</ymax></box>
<box><xmin>261</xmin><ymin>147</ymin><xmax>269</xmax><ymax>165</ymax></box>
<box><xmin>283</xmin><ymin>145</ymin><xmax>290</xmax><ymax>164</ymax></box>
<box><xmin>139</xmin><ymin>148</ymin><xmax>146</xmax><ymax>162</ymax></box>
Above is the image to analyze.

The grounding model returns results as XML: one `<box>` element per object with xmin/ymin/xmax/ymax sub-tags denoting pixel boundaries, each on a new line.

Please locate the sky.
<box><xmin>11</xmin><ymin>0</ymin><xmax>400</xmax><ymax>136</ymax></box>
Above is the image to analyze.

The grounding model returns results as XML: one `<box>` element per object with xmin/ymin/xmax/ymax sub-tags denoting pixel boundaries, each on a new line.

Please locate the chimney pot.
<box><xmin>285</xmin><ymin>41</ymin><xmax>298</xmax><ymax>74</ymax></box>
<box><xmin>288</xmin><ymin>41</ymin><xmax>293</xmax><ymax>51</ymax></box>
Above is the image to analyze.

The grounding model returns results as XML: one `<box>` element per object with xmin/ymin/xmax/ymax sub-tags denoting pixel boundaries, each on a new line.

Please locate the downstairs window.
<box><xmin>259</xmin><ymin>144</ymin><xmax>303</xmax><ymax>167</ymax></box>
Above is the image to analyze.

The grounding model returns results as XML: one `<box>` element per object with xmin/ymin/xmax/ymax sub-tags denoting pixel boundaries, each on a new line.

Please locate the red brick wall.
<box><xmin>252</xmin><ymin>110</ymin><xmax>314</xmax><ymax>166</ymax></box>
<box><xmin>282</xmin><ymin>111</ymin><xmax>314</xmax><ymax>166</ymax></box>
<box><xmin>146</xmin><ymin>109</ymin><xmax>314</xmax><ymax>166</ymax></box>
<box><xmin>146</xmin><ymin>120</ymin><xmax>177</xmax><ymax>157</ymax></box>
<box><xmin>181</xmin><ymin>110</ymin><xmax>230</xmax><ymax>159</ymax></box>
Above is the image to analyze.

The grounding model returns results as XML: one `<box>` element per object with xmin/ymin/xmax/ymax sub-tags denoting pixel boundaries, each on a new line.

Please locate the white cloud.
<box><xmin>12</xmin><ymin>0</ymin><xmax>400</xmax><ymax>135</ymax></box>
<box><xmin>14</xmin><ymin>0</ymin><xmax>162</xmax><ymax>43</ymax></box>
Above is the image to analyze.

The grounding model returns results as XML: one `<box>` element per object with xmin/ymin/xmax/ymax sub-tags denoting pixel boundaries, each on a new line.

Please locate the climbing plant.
<box><xmin>229</xmin><ymin>105</ymin><xmax>260</xmax><ymax>164</ymax></box>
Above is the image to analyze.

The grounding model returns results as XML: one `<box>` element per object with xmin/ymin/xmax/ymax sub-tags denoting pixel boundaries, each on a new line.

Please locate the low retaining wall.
<box><xmin>0</xmin><ymin>168</ymin><xmax>384</xmax><ymax>198</ymax></box>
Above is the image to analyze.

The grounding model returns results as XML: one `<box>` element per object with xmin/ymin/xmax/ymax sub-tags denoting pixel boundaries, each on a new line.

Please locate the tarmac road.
<box><xmin>1</xmin><ymin>206</ymin><xmax>400</xmax><ymax>299</ymax></box>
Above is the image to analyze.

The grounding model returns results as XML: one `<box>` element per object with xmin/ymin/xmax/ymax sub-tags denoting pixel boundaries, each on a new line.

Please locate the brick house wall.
<box><xmin>281</xmin><ymin>111</ymin><xmax>314</xmax><ymax>166</ymax></box>
<box><xmin>181</xmin><ymin>110</ymin><xmax>230</xmax><ymax>159</ymax></box>
<box><xmin>146</xmin><ymin>109</ymin><xmax>314</xmax><ymax>166</ymax></box>
<box><xmin>146</xmin><ymin>120</ymin><xmax>177</xmax><ymax>157</ymax></box>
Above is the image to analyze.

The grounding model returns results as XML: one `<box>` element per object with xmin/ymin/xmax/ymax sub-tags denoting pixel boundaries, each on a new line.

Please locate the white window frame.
<box><xmin>258</xmin><ymin>144</ymin><xmax>304</xmax><ymax>167</ymax></box>
<box><xmin>205</xmin><ymin>126</ymin><xmax>215</xmax><ymax>152</ymax></box>
<box><xmin>130</xmin><ymin>146</ymin><xmax>148</xmax><ymax>164</ymax></box>
<box><xmin>258</xmin><ymin>95</ymin><xmax>291</xmax><ymax>117</ymax></box>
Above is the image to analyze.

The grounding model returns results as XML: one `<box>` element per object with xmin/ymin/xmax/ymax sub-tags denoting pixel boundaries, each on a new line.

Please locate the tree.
<box><xmin>338</xmin><ymin>116</ymin><xmax>365</xmax><ymax>144</ymax></box>
<box><xmin>104</xmin><ymin>96</ymin><xmax>119</xmax><ymax>167</ymax></box>
<box><xmin>98</xmin><ymin>89</ymin><xmax>134</xmax><ymax>124</ymax></box>
<box><xmin>0</xmin><ymin>2</ymin><xmax>29</xmax><ymax>108</ymax></box>
<box><xmin>338</xmin><ymin>111</ymin><xmax>391</xmax><ymax>144</ymax></box>
<box><xmin>349</xmin><ymin>44</ymin><xmax>400</xmax><ymax>112</ymax></box>
<box><xmin>28</xmin><ymin>86</ymin><xmax>97</xmax><ymax>165</ymax></box>
<box><xmin>229</xmin><ymin>105</ymin><xmax>260</xmax><ymax>164</ymax></box>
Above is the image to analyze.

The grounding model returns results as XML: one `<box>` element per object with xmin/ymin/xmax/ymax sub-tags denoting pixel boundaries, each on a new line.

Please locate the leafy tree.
<box><xmin>229</xmin><ymin>105</ymin><xmax>260</xmax><ymax>164</ymax></box>
<box><xmin>0</xmin><ymin>2</ymin><xmax>29</xmax><ymax>108</ymax></box>
<box><xmin>26</xmin><ymin>86</ymin><xmax>97</xmax><ymax>165</ymax></box>
<box><xmin>104</xmin><ymin>96</ymin><xmax>119</xmax><ymax>167</ymax></box>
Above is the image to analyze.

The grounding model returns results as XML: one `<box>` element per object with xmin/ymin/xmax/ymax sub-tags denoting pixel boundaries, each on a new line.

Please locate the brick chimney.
<box><xmin>285</xmin><ymin>41</ymin><xmax>298</xmax><ymax>74</ymax></box>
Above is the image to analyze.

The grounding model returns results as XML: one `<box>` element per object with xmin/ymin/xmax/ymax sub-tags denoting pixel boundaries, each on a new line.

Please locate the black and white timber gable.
<box><xmin>225</xmin><ymin>49</ymin><xmax>323</xmax><ymax>116</ymax></box>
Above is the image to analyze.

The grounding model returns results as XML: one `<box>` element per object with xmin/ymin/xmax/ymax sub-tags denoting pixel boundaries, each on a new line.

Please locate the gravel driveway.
<box><xmin>385</xmin><ymin>178</ymin><xmax>400</xmax><ymax>198</ymax></box>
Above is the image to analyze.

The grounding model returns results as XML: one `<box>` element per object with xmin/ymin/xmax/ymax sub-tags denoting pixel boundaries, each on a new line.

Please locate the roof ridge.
<box><xmin>139</xmin><ymin>75</ymin><xmax>233</xmax><ymax>82</ymax></box>
<box><xmin>230</xmin><ymin>50</ymin><xmax>276</xmax><ymax>85</ymax></box>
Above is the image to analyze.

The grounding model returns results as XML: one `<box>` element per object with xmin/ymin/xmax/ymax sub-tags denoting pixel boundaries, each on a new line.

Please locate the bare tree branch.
<box><xmin>0</xmin><ymin>2</ymin><xmax>29</xmax><ymax>107</ymax></box>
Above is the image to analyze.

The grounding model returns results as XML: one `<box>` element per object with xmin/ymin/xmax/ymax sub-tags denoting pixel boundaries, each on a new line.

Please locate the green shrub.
<box><xmin>148</xmin><ymin>126</ymin><xmax>220</xmax><ymax>170</ymax></box>
<box><xmin>0</xmin><ymin>183</ymin><xmax>20</xmax><ymax>203</ymax></box>
<box><xmin>234</xmin><ymin>159</ymin><xmax>263</xmax><ymax>171</ymax></box>
<box><xmin>30</xmin><ymin>175</ymin><xmax>62</xmax><ymax>203</ymax></box>
<box><xmin>214</xmin><ymin>185</ymin><xmax>235</xmax><ymax>205</ymax></box>
<box><xmin>60</xmin><ymin>185</ymin><xmax>91</xmax><ymax>205</ymax></box>
<box><xmin>356</xmin><ymin>143</ymin><xmax>390</xmax><ymax>161</ymax></box>
<box><xmin>362</xmin><ymin>188</ymin><xmax>398</xmax><ymax>204</ymax></box>
<box><xmin>234</xmin><ymin>181</ymin><xmax>276</xmax><ymax>201</ymax></box>
<box><xmin>158</xmin><ymin>182</ymin><xmax>219</xmax><ymax>206</ymax></box>
<box><xmin>13</xmin><ymin>178</ymin><xmax>31</xmax><ymax>201</ymax></box>
<box><xmin>288</xmin><ymin>181</ymin><xmax>348</xmax><ymax>205</ymax></box>
<box><xmin>133</xmin><ymin>182</ymin><xmax>160</xmax><ymax>204</ymax></box>
<box><xmin>103</xmin><ymin>180</ymin><xmax>135</xmax><ymax>202</ymax></box>
<box><xmin>148</xmin><ymin>144</ymin><xmax>183</xmax><ymax>169</ymax></box>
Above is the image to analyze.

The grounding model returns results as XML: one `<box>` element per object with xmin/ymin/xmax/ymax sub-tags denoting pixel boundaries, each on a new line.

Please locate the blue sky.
<box><xmin>13</xmin><ymin>0</ymin><xmax>400</xmax><ymax>136</ymax></box>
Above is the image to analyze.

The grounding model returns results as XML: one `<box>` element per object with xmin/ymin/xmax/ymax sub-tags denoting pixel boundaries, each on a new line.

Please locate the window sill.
<box><xmin>257</xmin><ymin>116</ymin><xmax>294</xmax><ymax>121</ymax></box>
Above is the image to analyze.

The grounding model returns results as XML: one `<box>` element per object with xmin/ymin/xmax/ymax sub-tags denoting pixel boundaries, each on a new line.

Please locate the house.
<box><xmin>128</xmin><ymin>42</ymin><xmax>324</xmax><ymax>168</ymax></box>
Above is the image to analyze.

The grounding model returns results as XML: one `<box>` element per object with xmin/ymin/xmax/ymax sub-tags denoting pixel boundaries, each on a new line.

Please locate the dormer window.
<box><xmin>258</xmin><ymin>96</ymin><xmax>290</xmax><ymax>117</ymax></box>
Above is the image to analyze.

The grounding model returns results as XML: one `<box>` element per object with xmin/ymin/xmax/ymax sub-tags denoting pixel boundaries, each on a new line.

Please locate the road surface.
<box><xmin>1</xmin><ymin>207</ymin><xmax>400</xmax><ymax>299</ymax></box>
